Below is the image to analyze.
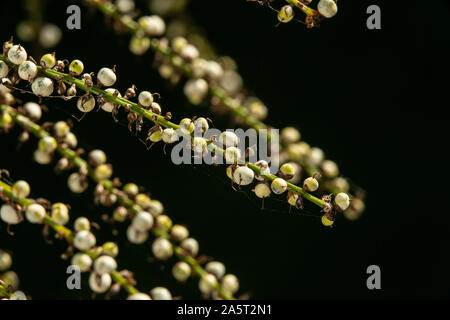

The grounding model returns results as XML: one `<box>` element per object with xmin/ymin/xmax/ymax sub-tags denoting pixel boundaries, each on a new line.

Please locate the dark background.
<box><xmin>0</xmin><ymin>0</ymin><xmax>448</xmax><ymax>300</ymax></box>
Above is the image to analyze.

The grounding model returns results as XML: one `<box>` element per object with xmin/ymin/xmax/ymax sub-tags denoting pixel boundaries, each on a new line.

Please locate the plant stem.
<box><xmin>0</xmin><ymin>283</ymin><xmax>11</xmax><ymax>298</ymax></box>
<box><xmin>0</xmin><ymin>178</ymin><xmax>140</xmax><ymax>296</ymax></box>
<box><xmin>0</xmin><ymin>54</ymin><xmax>325</xmax><ymax>209</ymax></box>
<box><xmin>285</xmin><ymin>0</ymin><xmax>318</xmax><ymax>16</ymax></box>
<box><xmin>1</xmin><ymin>104</ymin><xmax>235</xmax><ymax>300</ymax></box>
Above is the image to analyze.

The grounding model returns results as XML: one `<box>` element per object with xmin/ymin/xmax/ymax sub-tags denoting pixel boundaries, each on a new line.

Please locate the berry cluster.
<box><xmin>0</xmin><ymin>249</ymin><xmax>26</xmax><ymax>300</ymax></box>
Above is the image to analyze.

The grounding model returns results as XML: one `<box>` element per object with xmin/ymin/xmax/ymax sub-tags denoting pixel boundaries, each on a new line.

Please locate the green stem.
<box><xmin>0</xmin><ymin>178</ymin><xmax>140</xmax><ymax>296</ymax></box>
<box><xmin>1</xmin><ymin>104</ymin><xmax>236</xmax><ymax>299</ymax></box>
<box><xmin>0</xmin><ymin>53</ymin><xmax>324</xmax><ymax>208</ymax></box>
<box><xmin>285</xmin><ymin>0</ymin><xmax>318</xmax><ymax>16</ymax></box>
<box><xmin>0</xmin><ymin>283</ymin><xmax>11</xmax><ymax>298</ymax></box>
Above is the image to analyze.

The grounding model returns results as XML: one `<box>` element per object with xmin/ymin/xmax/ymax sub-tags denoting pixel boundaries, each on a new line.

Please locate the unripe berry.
<box><xmin>1</xmin><ymin>271</ymin><xmax>19</xmax><ymax>290</ymax></box>
<box><xmin>97</xmin><ymin>67</ymin><xmax>117</xmax><ymax>87</ymax></box>
<box><xmin>318</xmin><ymin>0</ymin><xmax>338</xmax><ymax>18</ymax></box>
<box><xmin>11</xmin><ymin>180</ymin><xmax>30</xmax><ymax>199</ymax></box>
<box><xmin>138</xmin><ymin>91</ymin><xmax>154</xmax><ymax>107</ymax></box>
<box><xmin>102</xmin><ymin>242</ymin><xmax>119</xmax><ymax>257</ymax></box>
<box><xmin>94</xmin><ymin>164</ymin><xmax>113</xmax><ymax>180</ymax></box>
<box><xmin>303</xmin><ymin>177</ymin><xmax>319</xmax><ymax>192</ymax></box>
<box><xmin>150</xmin><ymin>287</ymin><xmax>172</xmax><ymax>300</ymax></box>
<box><xmin>68</xmin><ymin>59</ymin><xmax>84</xmax><ymax>75</ymax></box>
<box><xmin>170</xmin><ymin>224</ymin><xmax>189</xmax><ymax>242</ymax></box>
<box><xmin>152</xmin><ymin>237</ymin><xmax>173</xmax><ymax>260</ymax></box>
<box><xmin>334</xmin><ymin>192</ymin><xmax>350</xmax><ymax>211</ymax></box>
<box><xmin>278</xmin><ymin>5</ymin><xmax>295</xmax><ymax>23</ymax></box>
<box><xmin>53</xmin><ymin>121</ymin><xmax>70</xmax><ymax>137</ymax></box>
<box><xmin>73</xmin><ymin>230</ymin><xmax>96</xmax><ymax>251</ymax></box>
<box><xmin>9</xmin><ymin>291</ymin><xmax>27</xmax><ymax>300</ymax></box>
<box><xmin>129</xmin><ymin>36</ymin><xmax>151</xmax><ymax>55</ymax></box>
<box><xmin>287</xmin><ymin>142</ymin><xmax>310</xmax><ymax>160</ymax></box>
<box><xmin>199</xmin><ymin>273</ymin><xmax>217</xmax><ymax>294</ymax></box>
<box><xmin>271</xmin><ymin>178</ymin><xmax>288</xmax><ymax>194</ymax></box>
<box><xmin>135</xmin><ymin>193</ymin><xmax>152</xmax><ymax>209</ymax></box>
<box><xmin>71</xmin><ymin>253</ymin><xmax>92</xmax><ymax>272</ymax></box>
<box><xmin>89</xmin><ymin>272</ymin><xmax>112</xmax><ymax>293</ymax></box>
<box><xmin>74</xmin><ymin>217</ymin><xmax>90</xmax><ymax>231</ymax></box>
<box><xmin>38</xmin><ymin>136</ymin><xmax>57</xmax><ymax>153</ymax></box>
<box><xmin>254</xmin><ymin>182</ymin><xmax>271</xmax><ymax>199</ymax></box>
<box><xmin>233</xmin><ymin>166</ymin><xmax>254</xmax><ymax>186</ymax></box>
<box><xmin>40</xmin><ymin>53</ymin><xmax>56</xmax><ymax>69</ymax></box>
<box><xmin>25</xmin><ymin>203</ymin><xmax>46</xmax><ymax>224</ymax></box>
<box><xmin>32</xmin><ymin>77</ymin><xmax>54</xmax><ymax>97</ymax></box>
<box><xmin>18</xmin><ymin>61</ymin><xmax>37</xmax><ymax>81</ymax></box>
<box><xmin>123</xmin><ymin>183</ymin><xmax>139</xmax><ymax>198</ymax></box>
<box><xmin>279</xmin><ymin>162</ymin><xmax>296</xmax><ymax>180</ymax></box>
<box><xmin>94</xmin><ymin>255</ymin><xmax>117</xmax><ymax>275</ymax></box>
<box><xmin>172</xmin><ymin>37</ymin><xmax>188</xmax><ymax>53</ymax></box>
<box><xmin>127</xmin><ymin>225</ymin><xmax>149</xmax><ymax>244</ymax></box>
<box><xmin>156</xmin><ymin>215</ymin><xmax>173</xmax><ymax>232</ymax></box>
<box><xmin>321</xmin><ymin>214</ymin><xmax>334</xmax><ymax>227</ymax></box>
<box><xmin>179</xmin><ymin>118</ymin><xmax>195</xmax><ymax>134</ymax></box>
<box><xmin>7</xmin><ymin>45</ymin><xmax>27</xmax><ymax>65</ymax></box>
<box><xmin>222</xmin><ymin>274</ymin><xmax>239</xmax><ymax>294</ymax></box>
<box><xmin>172</xmin><ymin>261</ymin><xmax>191</xmax><ymax>282</ymax></box>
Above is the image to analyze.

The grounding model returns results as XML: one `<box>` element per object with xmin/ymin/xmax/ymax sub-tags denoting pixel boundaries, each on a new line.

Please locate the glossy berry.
<box><xmin>172</xmin><ymin>261</ymin><xmax>191</xmax><ymax>282</ymax></box>
<box><xmin>94</xmin><ymin>255</ymin><xmax>117</xmax><ymax>275</ymax></box>
<box><xmin>334</xmin><ymin>192</ymin><xmax>350</xmax><ymax>211</ymax></box>
<box><xmin>68</xmin><ymin>59</ymin><xmax>84</xmax><ymax>75</ymax></box>
<box><xmin>18</xmin><ymin>61</ymin><xmax>37</xmax><ymax>81</ymax></box>
<box><xmin>73</xmin><ymin>230</ymin><xmax>96</xmax><ymax>251</ymax></box>
<box><xmin>318</xmin><ymin>0</ymin><xmax>338</xmax><ymax>18</ymax></box>
<box><xmin>40</xmin><ymin>53</ymin><xmax>56</xmax><ymax>69</ymax></box>
<box><xmin>11</xmin><ymin>180</ymin><xmax>30</xmax><ymax>199</ymax></box>
<box><xmin>25</xmin><ymin>203</ymin><xmax>46</xmax><ymax>224</ymax></box>
<box><xmin>254</xmin><ymin>182</ymin><xmax>271</xmax><ymax>199</ymax></box>
<box><xmin>31</xmin><ymin>77</ymin><xmax>54</xmax><ymax>97</ymax></box>
<box><xmin>97</xmin><ymin>67</ymin><xmax>117</xmax><ymax>87</ymax></box>
<box><xmin>7</xmin><ymin>45</ymin><xmax>27</xmax><ymax>65</ymax></box>
<box><xmin>271</xmin><ymin>178</ymin><xmax>288</xmax><ymax>194</ymax></box>
<box><xmin>303</xmin><ymin>177</ymin><xmax>319</xmax><ymax>192</ymax></box>
<box><xmin>152</xmin><ymin>237</ymin><xmax>173</xmax><ymax>260</ymax></box>
<box><xmin>233</xmin><ymin>166</ymin><xmax>254</xmax><ymax>186</ymax></box>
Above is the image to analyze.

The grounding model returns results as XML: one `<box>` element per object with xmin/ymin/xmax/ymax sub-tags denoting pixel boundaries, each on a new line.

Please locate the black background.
<box><xmin>0</xmin><ymin>0</ymin><xmax>448</xmax><ymax>300</ymax></box>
